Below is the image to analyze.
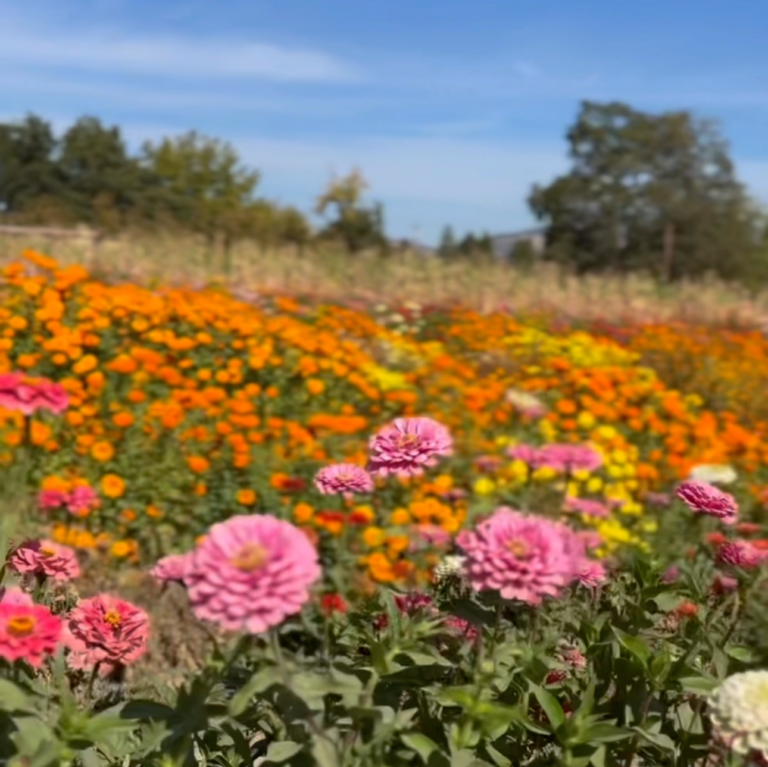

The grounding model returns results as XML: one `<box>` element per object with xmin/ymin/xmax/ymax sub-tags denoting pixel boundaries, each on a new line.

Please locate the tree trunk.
<box><xmin>662</xmin><ymin>222</ymin><xmax>675</xmax><ymax>282</ymax></box>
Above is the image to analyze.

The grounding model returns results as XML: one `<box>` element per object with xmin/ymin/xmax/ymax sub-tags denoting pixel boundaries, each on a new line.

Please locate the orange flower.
<box><xmin>101</xmin><ymin>473</ymin><xmax>126</xmax><ymax>499</ymax></box>
<box><xmin>236</xmin><ymin>488</ymin><xmax>257</xmax><ymax>506</ymax></box>
<box><xmin>90</xmin><ymin>440</ymin><xmax>115</xmax><ymax>462</ymax></box>
<box><xmin>306</xmin><ymin>378</ymin><xmax>325</xmax><ymax>396</ymax></box>
<box><xmin>186</xmin><ymin>455</ymin><xmax>210</xmax><ymax>474</ymax></box>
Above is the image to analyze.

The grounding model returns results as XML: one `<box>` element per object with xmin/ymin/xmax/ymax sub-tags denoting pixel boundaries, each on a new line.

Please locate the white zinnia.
<box><xmin>689</xmin><ymin>464</ymin><xmax>738</xmax><ymax>485</ymax></box>
<box><xmin>709</xmin><ymin>670</ymin><xmax>768</xmax><ymax>757</ymax></box>
<box><xmin>433</xmin><ymin>555</ymin><xmax>468</xmax><ymax>585</ymax></box>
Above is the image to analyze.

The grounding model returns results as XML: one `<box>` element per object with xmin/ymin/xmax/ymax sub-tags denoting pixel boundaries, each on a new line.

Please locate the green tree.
<box><xmin>437</xmin><ymin>225</ymin><xmax>458</xmax><ymax>258</ymax></box>
<box><xmin>277</xmin><ymin>205</ymin><xmax>312</xmax><ymax>256</ymax></box>
<box><xmin>315</xmin><ymin>169</ymin><xmax>387</xmax><ymax>254</ymax></box>
<box><xmin>0</xmin><ymin>114</ymin><xmax>66</xmax><ymax>216</ymax></box>
<box><xmin>529</xmin><ymin>100</ymin><xmax>759</xmax><ymax>281</ymax></box>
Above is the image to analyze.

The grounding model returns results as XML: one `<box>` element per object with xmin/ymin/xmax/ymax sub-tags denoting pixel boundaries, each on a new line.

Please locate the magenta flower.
<box><xmin>394</xmin><ymin>592</ymin><xmax>436</xmax><ymax>615</ymax></box>
<box><xmin>536</xmin><ymin>444</ymin><xmax>604</xmax><ymax>474</ymax></box>
<box><xmin>506</xmin><ymin>444</ymin><xmax>543</xmax><ymax>466</ymax></box>
<box><xmin>563</xmin><ymin>497</ymin><xmax>610</xmax><ymax>518</ymax></box>
<box><xmin>67</xmin><ymin>485</ymin><xmax>100</xmax><ymax>516</ymax></box>
<box><xmin>150</xmin><ymin>553</ymin><xmax>192</xmax><ymax>584</ymax></box>
<box><xmin>313</xmin><ymin>464</ymin><xmax>374</xmax><ymax>495</ymax></box>
<box><xmin>559</xmin><ymin>646</ymin><xmax>588</xmax><ymax>670</ymax></box>
<box><xmin>662</xmin><ymin>565</ymin><xmax>680</xmax><ymax>584</ymax></box>
<box><xmin>0</xmin><ymin>601</ymin><xmax>62</xmax><ymax>667</ymax></box>
<box><xmin>185</xmin><ymin>514</ymin><xmax>321</xmax><ymax>634</ymax></box>
<box><xmin>0</xmin><ymin>372</ymin><xmax>69</xmax><ymax>416</ymax></box>
<box><xmin>578</xmin><ymin>560</ymin><xmax>608</xmax><ymax>588</ymax></box>
<box><xmin>37</xmin><ymin>489</ymin><xmax>69</xmax><ymax>512</ymax></box>
<box><xmin>717</xmin><ymin>540</ymin><xmax>767</xmax><ymax>569</ymax></box>
<box><xmin>676</xmin><ymin>480</ymin><xmax>738</xmax><ymax>525</ymax></box>
<box><xmin>65</xmin><ymin>594</ymin><xmax>150</xmax><ymax>675</ymax></box>
<box><xmin>9</xmin><ymin>540</ymin><xmax>80</xmax><ymax>582</ymax></box>
<box><xmin>368</xmin><ymin>417</ymin><xmax>453</xmax><ymax>477</ymax></box>
<box><xmin>444</xmin><ymin>615</ymin><xmax>479</xmax><ymax>642</ymax></box>
<box><xmin>456</xmin><ymin>508</ymin><xmax>589</xmax><ymax>605</ymax></box>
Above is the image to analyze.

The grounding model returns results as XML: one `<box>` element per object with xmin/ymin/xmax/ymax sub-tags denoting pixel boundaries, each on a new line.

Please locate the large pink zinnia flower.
<box><xmin>150</xmin><ymin>553</ymin><xmax>192</xmax><ymax>584</ymax></box>
<box><xmin>368</xmin><ymin>417</ymin><xmax>453</xmax><ymax>477</ymax></box>
<box><xmin>313</xmin><ymin>464</ymin><xmax>374</xmax><ymax>495</ymax></box>
<box><xmin>0</xmin><ymin>601</ymin><xmax>62</xmax><ymax>667</ymax></box>
<box><xmin>67</xmin><ymin>485</ymin><xmax>100</xmax><ymax>516</ymax></box>
<box><xmin>9</xmin><ymin>540</ymin><xmax>80</xmax><ymax>582</ymax></box>
<box><xmin>65</xmin><ymin>594</ymin><xmax>149</xmax><ymax>675</ymax></box>
<box><xmin>456</xmin><ymin>508</ymin><xmax>589</xmax><ymax>605</ymax></box>
<box><xmin>536</xmin><ymin>444</ymin><xmax>604</xmax><ymax>474</ymax></box>
<box><xmin>506</xmin><ymin>444</ymin><xmax>543</xmax><ymax>466</ymax></box>
<box><xmin>37</xmin><ymin>488</ymin><xmax>69</xmax><ymax>512</ymax></box>
<box><xmin>717</xmin><ymin>540</ymin><xmax>767</xmax><ymax>569</ymax></box>
<box><xmin>185</xmin><ymin>514</ymin><xmax>321</xmax><ymax>634</ymax></box>
<box><xmin>0</xmin><ymin>372</ymin><xmax>69</xmax><ymax>416</ymax></box>
<box><xmin>676</xmin><ymin>480</ymin><xmax>738</xmax><ymax>525</ymax></box>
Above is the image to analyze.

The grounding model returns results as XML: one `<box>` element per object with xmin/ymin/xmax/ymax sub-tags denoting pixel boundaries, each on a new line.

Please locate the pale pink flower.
<box><xmin>559</xmin><ymin>646</ymin><xmax>588</xmax><ymax>670</ymax></box>
<box><xmin>505</xmin><ymin>444</ymin><xmax>543</xmax><ymax>466</ymax></box>
<box><xmin>67</xmin><ymin>485</ymin><xmax>100</xmax><ymax>516</ymax></box>
<box><xmin>537</xmin><ymin>444</ymin><xmax>604</xmax><ymax>474</ymax></box>
<box><xmin>0</xmin><ymin>601</ymin><xmax>62</xmax><ymax>667</ymax></box>
<box><xmin>662</xmin><ymin>565</ymin><xmax>680</xmax><ymax>584</ymax></box>
<box><xmin>577</xmin><ymin>530</ymin><xmax>604</xmax><ymax>550</ymax></box>
<box><xmin>717</xmin><ymin>540</ymin><xmax>767</xmax><ymax>570</ymax></box>
<box><xmin>409</xmin><ymin>524</ymin><xmax>452</xmax><ymax>552</ymax></box>
<box><xmin>578</xmin><ymin>560</ymin><xmax>608</xmax><ymax>588</ymax></box>
<box><xmin>475</xmin><ymin>455</ymin><xmax>503</xmax><ymax>472</ymax></box>
<box><xmin>65</xmin><ymin>594</ymin><xmax>149</xmax><ymax>675</ymax></box>
<box><xmin>9</xmin><ymin>540</ymin><xmax>80</xmax><ymax>582</ymax></box>
<box><xmin>456</xmin><ymin>508</ymin><xmax>589</xmax><ymax>604</ymax></box>
<box><xmin>37</xmin><ymin>489</ymin><xmax>69</xmax><ymax>512</ymax></box>
<box><xmin>564</xmin><ymin>497</ymin><xmax>610</xmax><ymax>518</ymax></box>
<box><xmin>150</xmin><ymin>553</ymin><xmax>192</xmax><ymax>584</ymax></box>
<box><xmin>676</xmin><ymin>480</ymin><xmax>738</xmax><ymax>525</ymax></box>
<box><xmin>0</xmin><ymin>372</ymin><xmax>69</xmax><ymax>416</ymax></box>
<box><xmin>0</xmin><ymin>587</ymin><xmax>33</xmax><ymax>606</ymax></box>
<box><xmin>712</xmin><ymin>574</ymin><xmax>739</xmax><ymax>595</ymax></box>
<box><xmin>185</xmin><ymin>514</ymin><xmax>321</xmax><ymax>634</ymax></box>
<box><xmin>314</xmin><ymin>464</ymin><xmax>374</xmax><ymax>495</ymax></box>
<box><xmin>368</xmin><ymin>417</ymin><xmax>453</xmax><ymax>477</ymax></box>
<box><xmin>645</xmin><ymin>492</ymin><xmax>672</xmax><ymax>507</ymax></box>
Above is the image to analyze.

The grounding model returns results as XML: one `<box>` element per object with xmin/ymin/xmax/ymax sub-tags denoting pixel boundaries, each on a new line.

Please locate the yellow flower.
<box><xmin>595</xmin><ymin>425</ymin><xmax>617</xmax><ymax>441</ymax></box>
<box><xmin>586</xmin><ymin>477</ymin><xmax>603</xmax><ymax>493</ymax></box>
<box><xmin>390</xmin><ymin>508</ymin><xmax>411</xmax><ymax>525</ymax></box>
<box><xmin>473</xmin><ymin>477</ymin><xmax>496</xmax><ymax>496</ymax></box>
<box><xmin>101</xmin><ymin>473</ymin><xmax>126</xmax><ymax>499</ymax></box>
<box><xmin>90</xmin><ymin>440</ymin><xmax>115</xmax><ymax>462</ymax></box>
<box><xmin>577</xmin><ymin>411</ymin><xmax>596</xmax><ymax>430</ymax></box>
<box><xmin>363</xmin><ymin>527</ymin><xmax>387</xmax><ymax>547</ymax></box>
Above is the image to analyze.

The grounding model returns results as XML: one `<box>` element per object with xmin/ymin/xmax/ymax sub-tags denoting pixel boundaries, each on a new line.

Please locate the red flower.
<box><xmin>320</xmin><ymin>593</ymin><xmax>348</xmax><ymax>616</ymax></box>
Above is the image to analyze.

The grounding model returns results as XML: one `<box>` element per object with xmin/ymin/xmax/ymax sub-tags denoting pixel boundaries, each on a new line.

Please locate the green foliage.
<box><xmin>529</xmin><ymin>100</ymin><xmax>763</xmax><ymax>282</ymax></box>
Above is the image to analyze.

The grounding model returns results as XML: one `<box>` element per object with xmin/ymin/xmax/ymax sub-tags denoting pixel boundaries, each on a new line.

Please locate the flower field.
<box><xmin>3</xmin><ymin>250</ymin><xmax>768</xmax><ymax>766</ymax></box>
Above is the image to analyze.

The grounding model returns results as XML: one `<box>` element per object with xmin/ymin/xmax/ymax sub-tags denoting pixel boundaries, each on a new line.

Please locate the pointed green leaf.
<box><xmin>401</xmin><ymin>732</ymin><xmax>440</xmax><ymax>763</ymax></box>
<box><xmin>530</xmin><ymin>684</ymin><xmax>566</xmax><ymax>732</ymax></box>
<box><xmin>265</xmin><ymin>741</ymin><xmax>304</xmax><ymax>762</ymax></box>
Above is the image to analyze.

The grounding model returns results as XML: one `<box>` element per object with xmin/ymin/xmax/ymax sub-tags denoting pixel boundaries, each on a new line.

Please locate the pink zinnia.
<box><xmin>394</xmin><ymin>592</ymin><xmax>436</xmax><ymax>615</ymax></box>
<box><xmin>0</xmin><ymin>586</ymin><xmax>33</xmax><ymax>606</ymax></box>
<box><xmin>67</xmin><ymin>485</ymin><xmax>100</xmax><ymax>516</ymax></box>
<box><xmin>537</xmin><ymin>444</ymin><xmax>604</xmax><ymax>474</ymax></box>
<box><xmin>37</xmin><ymin>489</ymin><xmax>69</xmax><ymax>512</ymax></box>
<box><xmin>456</xmin><ymin>508</ymin><xmax>589</xmax><ymax>605</ymax></box>
<box><xmin>506</xmin><ymin>444</ymin><xmax>543</xmax><ymax>466</ymax></box>
<box><xmin>409</xmin><ymin>524</ymin><xmax>452</xmax><ymax>552</ymax></box>
<box><xmin>717</xmin><ymin>540</ymin><xmax>767</xmax><ymax>569</ymax></box>
<box><xmin>444</xmin><ymin>615</ymin><xmax>479</xmax><ymax>642</ymax></box>
<box><xmin>185</xmin><ymin>514</ymin><xmax>321</xmax><ymax>634</ymax></box>
<box><xmin>150</xmin><ymin>553</ymin><xmax>192</xmax><ymax>584</ymax></box>
<box><xmin>0</xmin><ymin>601</ymin><xmax>62</xmax><ymax>667</ymax></box>
<box><xmin>65</xmin><ymin>594</ymin><xmax>149</xmax><ymax>675</ymax></box>
<box><xmin>577</xmin><ymin>530</ymin><xmax>604</xmax><ymax>550</ymax></box>
<box><xmin>0</xmin><ymin>372</ymin><xmax>69</xmax><ymax>416</ymax></box>
<box><xmin>9</xmin><ymin>540</ymin><xmax>80</xmax><ymax>582</ymax></box>
<box><xmin>313</xmin><ymin>464</ymin><xmax>374</xmax><ymax>495</ymax></box>
<box><xmin>578</xmin><ymin>560</ymin><xmax>608</xmax><ymax>588</ymax></box>
<box><xmin>563</xmin><ymin>497</ymin><xmax>610</xmax><ymax>518</ymax></box>
<box><xmin>368</xmin><ymin>417</ymin><xmax>453</xmax><ymax>477</ymax></box>
<box><xmin>676</xmin><ymin>480</ymin><xmax>738</xmax><ymax>525</ymax></box>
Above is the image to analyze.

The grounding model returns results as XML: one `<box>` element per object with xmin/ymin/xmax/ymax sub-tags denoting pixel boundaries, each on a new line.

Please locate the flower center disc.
<box><xmin>7</xmin><ymin>616</ymin><xmax>36</xmax><ymax>637</ymax></box>
<box><xmin>39</xmin><ymin>547</ymin><xmax>55</xmax><ymax>558</ymax></box>
<box><xmin>397</xmin><ymin>434</ymin><xmax>419</xmax><ymax>449</ymax></box>
<box><xmin>104</xmin><ymin>610</ymin><xmax>122</xmax><ymax>628</ymax></box>
<box><xmin>231</xmin><ymin>542</ymin><xmax>269</xmax><ymax>572</ymax></box>
<box><xmin>507</xmin><ymin>539</ymin><xmax>531</xmax><ymax>559</ymax></box>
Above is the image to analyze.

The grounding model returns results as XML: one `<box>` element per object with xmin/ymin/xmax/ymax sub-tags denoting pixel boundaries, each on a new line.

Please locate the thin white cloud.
<box><xmin>0</xmin><ymin>22</ymin><xmax>358</xmax><ymax>83</ymax></box>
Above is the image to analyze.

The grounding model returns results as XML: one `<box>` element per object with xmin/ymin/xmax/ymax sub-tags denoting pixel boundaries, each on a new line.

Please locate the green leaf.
<box><xmin>612</xmin><ymin>627</ymin><xmax>650</xmax><ymax>667</ymax></box>
<box><xmin>401</xmin><ymin>732</ymin><xmax>440</xmax><ymax>763</ymax></box>
<box><xmin>265</xmin><ymin>741</ymin><xmax>304</xmax><ymax>762</ymax></box>
<box><xmin>484</xmin><ymin>744</ymin><xmax>512</xmax><ymax>767</ymax></box>
<box><xmin>228</xmin><ymin>666</ymin><xmax>282</xmax><ymax>716</ymax></box>
<box><xmin>311</xmin><ymin>736</ymin><xmax>340</xmax><ymax>767</ymax></box>
<box><xmin>578</xmin><ymin>722</ymin><xmax>633</xmax><ymax>744</ymax></box>
<box><xmin>530</xmin><ymin>684</ymin><xmax>565</xmax><ymax>732</ymax></box>
<box><xmin>0</xmin><ymin>679</ymin><xmax>32</xmax><ymax>712</ymax></box>
<box><xmin>726</xmin><ymin>645</ymin><xmax>757</xmax><ymax>663</ymax></box>
<box><xmin>632</xmin><ymin>727</ymin><xmax>677</xmax><ymax>752</ymax></box>
<box><xmin>678</xmin><ymin>676</ymin><xmax>718</xmax><ymax>694</ymax></box>
<box><xmin>651</xmin><ymin>592</ymin><xmax>685</xmax><ymax>612</ymax></box>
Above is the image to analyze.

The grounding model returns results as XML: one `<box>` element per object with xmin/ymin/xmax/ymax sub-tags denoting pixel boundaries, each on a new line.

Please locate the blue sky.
<box><xmin>2</xmin><ymin>0</ymin><xmax>767</xmax><ymax>245</ymax></box>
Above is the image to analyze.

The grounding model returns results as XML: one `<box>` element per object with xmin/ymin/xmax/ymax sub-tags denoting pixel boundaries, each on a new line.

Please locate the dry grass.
<box><xmin>2</xmin><ymin>229</ymin><xmax>767</xmax><ymax>327</ymax></box>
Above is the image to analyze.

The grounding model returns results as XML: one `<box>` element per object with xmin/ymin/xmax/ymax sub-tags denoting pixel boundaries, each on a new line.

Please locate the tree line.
<box><xmin>2</xmin><ymin>104</ymin><xmax>768</xmax><ymax>283</ymax></box>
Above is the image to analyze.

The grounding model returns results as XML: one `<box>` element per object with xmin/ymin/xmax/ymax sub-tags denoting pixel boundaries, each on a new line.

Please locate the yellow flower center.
<box><xmin>39</xmin><ymin>547</ymin><xmax>56</xmax><ymax>558</ymax></box>
<box><xmin>104</xmin><ymin>610</ymin><xmax>122</xmax><ymax>627</ymax></box>
<box><xmin>507</xmin><ymin>539</ymin><xmax>530</xmax><ymax>559</ymax></box>
<box><xmin>397</xmin><ymin>434</ymin><xmax>419</xmax><ymax>449</ymax></box>
<box><xmin>7</xmin><ymin>615</ymin><xmax>36</xmax><ymax>637</ymax></box>
<box><xmin>231</xmin><ymin>542</ymin><xmax>269</xmax><ymax>572</ymax></box>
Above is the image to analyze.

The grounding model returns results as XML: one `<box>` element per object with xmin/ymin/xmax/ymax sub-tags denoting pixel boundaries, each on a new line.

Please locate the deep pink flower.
<box><xmin>67</xmin><ymin>485</ymin><xmax>100</xmax><ymax>516</ymax></box>
<box><xmin>150</xmin><ymin>553</ymin><xmax>192</xmax><ymax>584</ymax></box>
<box><xmin>444</xmin><ymin>615</ymin><xmax>479</xmax><ymax>642</ymax></box>
<box><xmin>456</xmin><ymin>508</ymin><xmax>589</xmax><ymax>604</ymax></box>
<box><xmin>393</xmin><ymin>592</ymin><xmax>436</xmax><ymax>615</ymax></box>
<box><xmin>37</xmin><ymin>489</ymin><xmax>69</xmax><ymax>512</ymax></box>
<box><xmin>563</xmin><ymin>497</ymin><xmax>610</xmax><ymax>518</ymax></box>
<box><xmin>645</xmin><ymin>492</ymin><xmax>672</xmax><ymax>507</ymax></box>
<box><xmin>0</xmin><ymin>601</ymin><xmax>62</xmax><ymax>667</ymax></box>
<box><xmin>711</xmin><ymin>574</ymin><xmax>739</xmax><ymax>595</ymax></box>
<box><xmin>536</xmin><ymin>444</ymin><xmax>604</xmax><ymax>474</ymax></box>
<box><xmin>559</xmin><ymin>646</ymin><xmax>588</xmax><ymax>670</ymax></box>
<box><xmin>65</xmin><ymin>594</ymin><xmax>149</xmax><ymax>675</ymax></box>
<box><xmin>0</xmin><ymin>372</ymin><xmax>69</xmax><ymax>416</ymax></box>
<box><xmin>368</xmin><ymin>417</ymin><xmax>453</xmax><ymax>477</ymax></box>
<box><xmin>9</xmin><ymin>540</ymin><xmax>80</xmax><ymax>582</ymax></box>
<box><xmin>662</xmin><ymin>565</ymin><xmax>680</xmax><ymax>584</ymax></box>
<box><xmin>185</xmin><ymin>514</ymin><xmax>321</xmax><ymax>634</ymax></box>
<box><xmin>578</xmin><ymin>560</ymin><xmax>608</xmax><ymax>588</ymax></box>
<box><xmin>676</xmin><ymin>480</ymin><xmax>738</xmax><ymax>525</ymax></box>
<box><xmin>314</xmin><ymin>464</ymin><xmax>374</xmax><ymax>495</ymax></box>
<box><xmin>717</xmin><ymin>540</ymin><xmax>767</xmax><ymax>569</ymax></box>
<box><xmin>546</xmin><ymin>668</ymin><xmax>569</xmax><ymax>685</ymax></box>
<box><xmin>0</xmin><ymin>587</ymin><xmax>33</xmax><ymax>606</ymax></box>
